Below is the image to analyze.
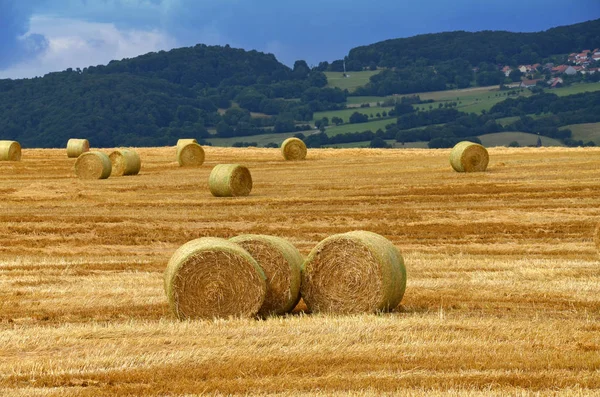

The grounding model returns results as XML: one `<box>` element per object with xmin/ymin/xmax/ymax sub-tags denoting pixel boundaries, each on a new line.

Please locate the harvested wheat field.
<box><xmin>1</xmin><ymin>146</ymin><xmax>600</xmax><ymax>396</ymax></box>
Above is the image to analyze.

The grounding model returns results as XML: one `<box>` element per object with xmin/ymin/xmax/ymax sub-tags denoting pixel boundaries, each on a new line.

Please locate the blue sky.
<box><xmin>1</xmin><ymin>0</ymin><xmax>599</xmax><ymax>79</ymax></box>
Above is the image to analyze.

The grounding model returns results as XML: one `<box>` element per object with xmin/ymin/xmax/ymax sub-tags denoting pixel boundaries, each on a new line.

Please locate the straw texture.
<box><xmin>177</xmin><ymin>142</ymin><xmax>205</xmax><ymax>167</ymax></box>
<box><xmin>281</xmin><ymin>137</ymin><xmax>307</xmax><ymax>161</ymax></box>
<box><xmin>594</xmin><ymin>223</ymin><xmax>600</xmax><ymax>255</ymax></box>
<box><xmin>177</xmin><ymin>139</ymin><xmax>197</xmax><ymax>151</ymax></box>
<box><xmin>0</xmin><ymin>141</ymin><xmax>21</xmax><ymax>161</ymax></box>
<box><xmin>74</xmin><ymin>151</ymin><xmax>112</xmax><ymax>180</ymax></box>
<box><xmin>449</xmin><ymin>141</ymin><xmax>489</xmax><ymax>172</ymax></box>
<box><xmin>301</xmin><ymin>230</ymin><xmax>406</xmax><ymax>314</ymax></box>
<box><xmin>164</xmin><ymin>237</ymin><xmax>267</xmax><ymax>320</ymax></box>
<box><xmin>66</xmin><ymin>139</ymin><xmax>90</xmax><ymax>158</ymax></box>
<box><xmin>109</xmin><ymin>149</ymin><xmax>141</xmax><ymax>176</ymax></box>
<box><xmin>230</xmin><ymin>234</ymin><xmax>304</xmax><ymax>316</ymax></box>
<box><xmin>209</xmin><ymin>164</ymin><xmax>252</xmax><ymax>197</ymax></box>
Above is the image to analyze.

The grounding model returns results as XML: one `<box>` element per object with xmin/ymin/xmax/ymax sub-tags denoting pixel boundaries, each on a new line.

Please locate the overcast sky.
<box><xmin>1</xmin><ymin>0</ymin><xmax>599</xmax><ymax>79</ymax></box>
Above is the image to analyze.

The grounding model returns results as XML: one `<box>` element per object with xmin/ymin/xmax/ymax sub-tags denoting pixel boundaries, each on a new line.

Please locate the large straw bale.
<box><xmin>66</xmin><ymin>139</ymin><xmax>90</xmax><ymax>158</ymax></box>
<box><xmin>109</xmin><ymin>149</ymin><xmax>141</xmax><ymax>176</ymax></box>
<box><xmin>209</xmin><ymin>164</ymin><xmax>252</xmax><ymax>197</ymax></box>
<box><xmin>74</xmin><ymin>151</ymin><xmax>112</xmax><ymax>180</ymax></box>
<box><xmin>281</xmin><ymin>137</ymin><xmax>307</xmax><ymax>161</ymax></box>
<box><xmin>177</xmin><ymin>142</ymin><xmax>205</xmax><ymax>167</ymax></box>
<box><xmin>449</xmin><ymin>141</ymin><xmax>489</xmax><ymax>172</ymax></box>
<box><xmin>0</xmin><ymin>141</ymin><xmax>21</xmax><ymax>161</ymax></box>
<box><xmin>230</xmin><ymin>234</ymin><xmax>303</xmax><ymax>316</ymax></box>
<box><xmin>301</xmin><ymin>230</ymin><xmax>406</xmax><ymax>314</ymax></box>
<box><xmin>164</xmin><ymin>237</ymin><xmax>267</xmax><ymax>320</ymax></box>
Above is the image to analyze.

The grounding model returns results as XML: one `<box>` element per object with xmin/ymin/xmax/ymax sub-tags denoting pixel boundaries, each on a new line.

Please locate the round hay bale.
<box><xmin>301</xmin><ymin>230</ymin><xmax>406</xmax><ymax>314</ymax></box>
<box><xmin>66</xmin><ymin>139</ymin><xmax>90</xmax><ymax>158</ymax></box>
<box><xmin>177</xmin><ymin>138</ymin><xmax>197</xmax><ymax>151</ymax></box>
<box><xmin>208</xmin><ymin>164</ymin><xmax>252</xmax><ymax>197</ymax></box>
<box><xmin>0</xmin><ymin>140</ymin><xmax>21</xmax><ymax>161</ymax></box>
<box><xmin>230</xmin><ymin>234</ymin><xmax>303</xmax><ymax>316</ymax></box>
<box><xmin>74</xmin><ymin>151</ymin><xmax>112</xmax><ymax>180</ymax></box>
<box><xmin>281</xmin><ymin>137</ymin><xmax>307</xmax><ymax>161</ymax></box>
<box><xmin>109</xmin><ymin>149</ymin><xmax>141</xmax><ymax>176</ymax></box>
<box><xmin>449</xmin><ymin>141</ymin><xmax>489</xmax><ymax>172</ymax></box>
<box><xmin>164</xmin><ymin>237</ymin><xmax>267</xmax><ymax>320</ymax></box>
<box><xmin>177</xmin><ymin>142</ymin><xmax>205</xmax><ymax>167</ymax></box>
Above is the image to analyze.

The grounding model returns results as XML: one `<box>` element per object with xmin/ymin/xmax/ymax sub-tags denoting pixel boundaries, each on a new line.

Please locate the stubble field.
<box><xmin>1</xmin><ymin>146</ymin><xmax>599</xmax><ymax>396</ymax></box>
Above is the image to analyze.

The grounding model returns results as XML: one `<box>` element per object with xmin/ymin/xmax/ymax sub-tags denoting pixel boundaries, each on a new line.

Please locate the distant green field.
<box><xmin>345</xmin><ymin>96</ymin><xmax>394</xmax><ymax>106</ymax></box>
<box><xmin>478</xmin><ymin>132</ymin><xmax>564</xmax><ymax>147</ymax></box>
<box><xmin>324</xmin><ymin>118</ymin><xmax>396</xmax><ymax>137</ymax></box>
<box><xmin>313</xmin><ymin>106</ymin><xmax>393</xmax><ymax>123</ymax></box>
<box><xmin>325</xmin><ymin>70</ymin><xmax>381</xmax><ymax>91</ymax></box>
<box><xmin>552</xmin><ymin>82</ymin><xmax>600</xmax><ymax>96</ymax></box>
<box><xmin>323</xmin><ymin>140</ymin><xmax>429</xmax><ymax>149</ymax></box>
<box><xmin>206</xmin><ymin>130</ymin><xmax>311</xmax><ymax>147</ymax></box>
<box><xmin>561</xmin><ymin>123</ymin><xmax>600</xmax><ymax>142</ymax></box>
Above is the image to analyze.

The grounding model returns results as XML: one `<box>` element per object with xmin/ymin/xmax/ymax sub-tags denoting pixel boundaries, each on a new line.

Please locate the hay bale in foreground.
<box><xmin>109</xmin><ymin>149</ymin><xmax>141</xmax><ymax>176</ymax></box>
<box><xmin>209</xmin><ymin>164</ymin><xmax>252</xmax><ymax>197</ymax></box>
<box><xmin>177</xmin><ymin>142</ymin><xmax>205</xmax><ymax>167</ymax></box>
<box><xmin>74</xmin><ymin>151</ymin><xmax>111</xmax><ymax>180</ymax></box>
<box><xmin>230</xmin><ymin>234</ymin><xmax>303</xmax><ymax>316</ymax></box>
<box><xmin>66</xmin><ymin>139</ymin><xmax>90</xmax><ymax>158</ymax></box>
<box><xmin>0</xmin><ymin>140</ymin><xmax>21</xmax><ymax>161</ymax></box>
<box><xmin>450</xmin><ymin>141</ymin><xmax>489</xmax><ymax>172</ymax></box>
<box><xmin>301</xmin><ymin>230</ymin><xmax>406</xmax><ymax>314</ymax></box>
<box><xmin>281</xmin><ymin>137</ymin><xmax>307</xmax><ymax>161</ymax></box>
<box><xmin>164</xmin><ymin>237</ymin><xmax>267</xmax><ymax>320</ymax></box>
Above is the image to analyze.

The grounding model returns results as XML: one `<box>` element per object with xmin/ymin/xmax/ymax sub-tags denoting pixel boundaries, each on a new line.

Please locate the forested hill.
<box><xmin>0</xmin><ymin>44</ymin><xmax>339</xmax><ymax>148</ymax></box>
<box><xmin>347</xmin><ymin>18</ymin><xmax>600</xmax><ymax>69</ymax></box>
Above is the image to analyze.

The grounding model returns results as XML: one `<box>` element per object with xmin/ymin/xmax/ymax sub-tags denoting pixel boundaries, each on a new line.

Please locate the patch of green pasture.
<box><xmin>324</xmin><ymin>118</ymin><xmax>396</xmax><ymax>137</ymax></box>
<box><xmin>552</xmin><ymin>82</ymin><xmax>600</xmax><ymax>96</ymax></box>
<box><xmin>561</xmin><ymin>123</ymin><xmax>600</xmax><ymax>142</ymax></box>
<box><xmin>324</xmin><ymin>70</ymin><xmax>381</xmax><ymax>91</ymax></box>
<box><xmin>478</xmin><ymin>132</ymin><xmax>564</xmax><ymax>147</ymax></box>
<box><xmin>313</xmin><ymin>106</ymin><xmax>393</xmax><ymax>123</ymax></box>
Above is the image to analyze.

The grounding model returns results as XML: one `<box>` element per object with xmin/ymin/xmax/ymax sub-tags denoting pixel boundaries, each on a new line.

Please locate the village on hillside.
<box><xmin>499</xmin><ymin>48</ymin><xmax>600</xmax><ymax>89</ymax></box>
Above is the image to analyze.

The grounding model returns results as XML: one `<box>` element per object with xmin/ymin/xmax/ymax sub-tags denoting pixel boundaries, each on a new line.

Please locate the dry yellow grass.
<box><xmin>0</xmin><ymin>146</ymin><xmax>600</xmax><ymax>395</ymax></box>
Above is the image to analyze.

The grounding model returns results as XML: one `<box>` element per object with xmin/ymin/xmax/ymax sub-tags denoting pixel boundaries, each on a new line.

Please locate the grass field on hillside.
<box><xmin>1</xmin><ymin>147</ymin><xmax>600</xmax><ymax>395</ymax></box>
<box><xmin>313</xmin><ymin>106</ymin><xmax>393</xmax><ymax>123</ymax></box>
<box><xmin>562</xmin><ymin>122</ymin><xmax>600</xmax><ymax>142</ymax></box>
<box><xmin>478</xmin><ymin>131</ymin><xmax>564</xmax><ymax>147</ymax></box>
<box><xmin>553</xmin><ymin>82</ymin><xmax>600</xmax><ymax>96</ymax></box>
<box><xmin>324</xmin><ymin>118</ymin><xmax>396</xmax><ymax>136</ymax></box>
<box><xmin>324</xmin><ymin>70</ymin><xmax>381</xmax><ymax>91</ymax></box>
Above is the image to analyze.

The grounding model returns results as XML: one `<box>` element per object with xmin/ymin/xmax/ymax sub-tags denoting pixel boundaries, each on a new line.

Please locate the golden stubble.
<box><xmin>0</xmin><ymin>146</ymin><xmax>599</xmax><ymax>395</ymax></box>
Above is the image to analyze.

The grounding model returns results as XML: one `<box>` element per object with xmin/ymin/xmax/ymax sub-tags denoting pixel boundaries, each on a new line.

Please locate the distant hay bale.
<box><xmin>281</xmin><ymin>137</ymin><xmax>307</xmax><ymax>161</ymax></box>
<box><xmin>450</xmin><ymin>141</ymin><xmax>489</xmax><ymax>172</ymax></box>
<box><xmin>0</xmin><ymin>140</ymin><xmax>21</xmax><ymax>161</ymax></box>
<box><xmin>177</xmin><ymin>138</ymin><xmax>197</xmax><ymax>152</ymax></box>
<box><xmin>177</xmin><ymin>142</ymin><xmax>205</xmax><ymax>167</ymax></box>
<box><xmin>301</xmin><ymin>230</ymin><xmax>407</xmax><ymax>314</ymax></box>
<box><xmin>164</xmin><ymin>237</ymin><xmax>267</xmax><ymax>320</ymax></box>
<box><xmin>230</xmin><ymin>234</ymin><xmax>303</xmax><ymax>316</ymax></box>
<box><xmin>66</xmin><ymin>139</ymin><xmax>90</xmax><ymax>158</ymax></box>
<box><xmin>109</xmin><ymin>149</ymin><xmax>141</xmax><ymax>176</ymax></box>
<box><xmin>209</xmin><ymin>164</ymin><xmax>252</xmax><ymax>197</ymax></box>
<box><xmin>74</xmin><ymin>151</ymin><xmax>112</xmax><ymax>180</ymax></box>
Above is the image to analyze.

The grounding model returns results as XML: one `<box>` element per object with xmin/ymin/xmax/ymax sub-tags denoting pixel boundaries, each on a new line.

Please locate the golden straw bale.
<box><xmin>177</xmin><ymin>138</ymin><xmax>197</xmax><ymax>151</ymax></box>
<box><xmin>281</xmin><ymin>137</ymin><xmax>307</xmax><ymax>161</ymax></box>
<box><xmin>449</xmin><ymin>141</ymin><xmax>489</xmax><ymax>172</ymax></box>
<box><xmin>177</xmin><ymin>142</ymin><xmax>205</xmax><ymax>167</ymax></box>
<box><xmin>109</xmin><ymin>149</ymin><xmax>141</xmax><ymax>176</ymax></box>
<box><xmin>301</xmin><ymin>230</ymin><xmax>406</xmax><ymax>314</ymax></box>
<box><xmin>208</xmin><ymin>164</ymin><xmax>252</xmax><ymax>197</ymax></box>
<box><xmin>66</xmin><ymin>139</ymin><xmax>90</xmax><ymax>158</ymax></box>
<box><xmin>74</xmin><ymin>151</ymin><xmax>112</xmax><ymax>180</ymax></box>
<box><xmin>230</xmin><ymin>234</ymin><xmax>303</xmax><ymax>316</ymax></box>
<box><xmin>0</xmin><ymin>140</ymin><xmax>21</xmax><ymax>161</ymax></box>
<box><xmin>164</xmin><ymin>237</ymin><xmax>267</xmax><ymax>320</ymax></box>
